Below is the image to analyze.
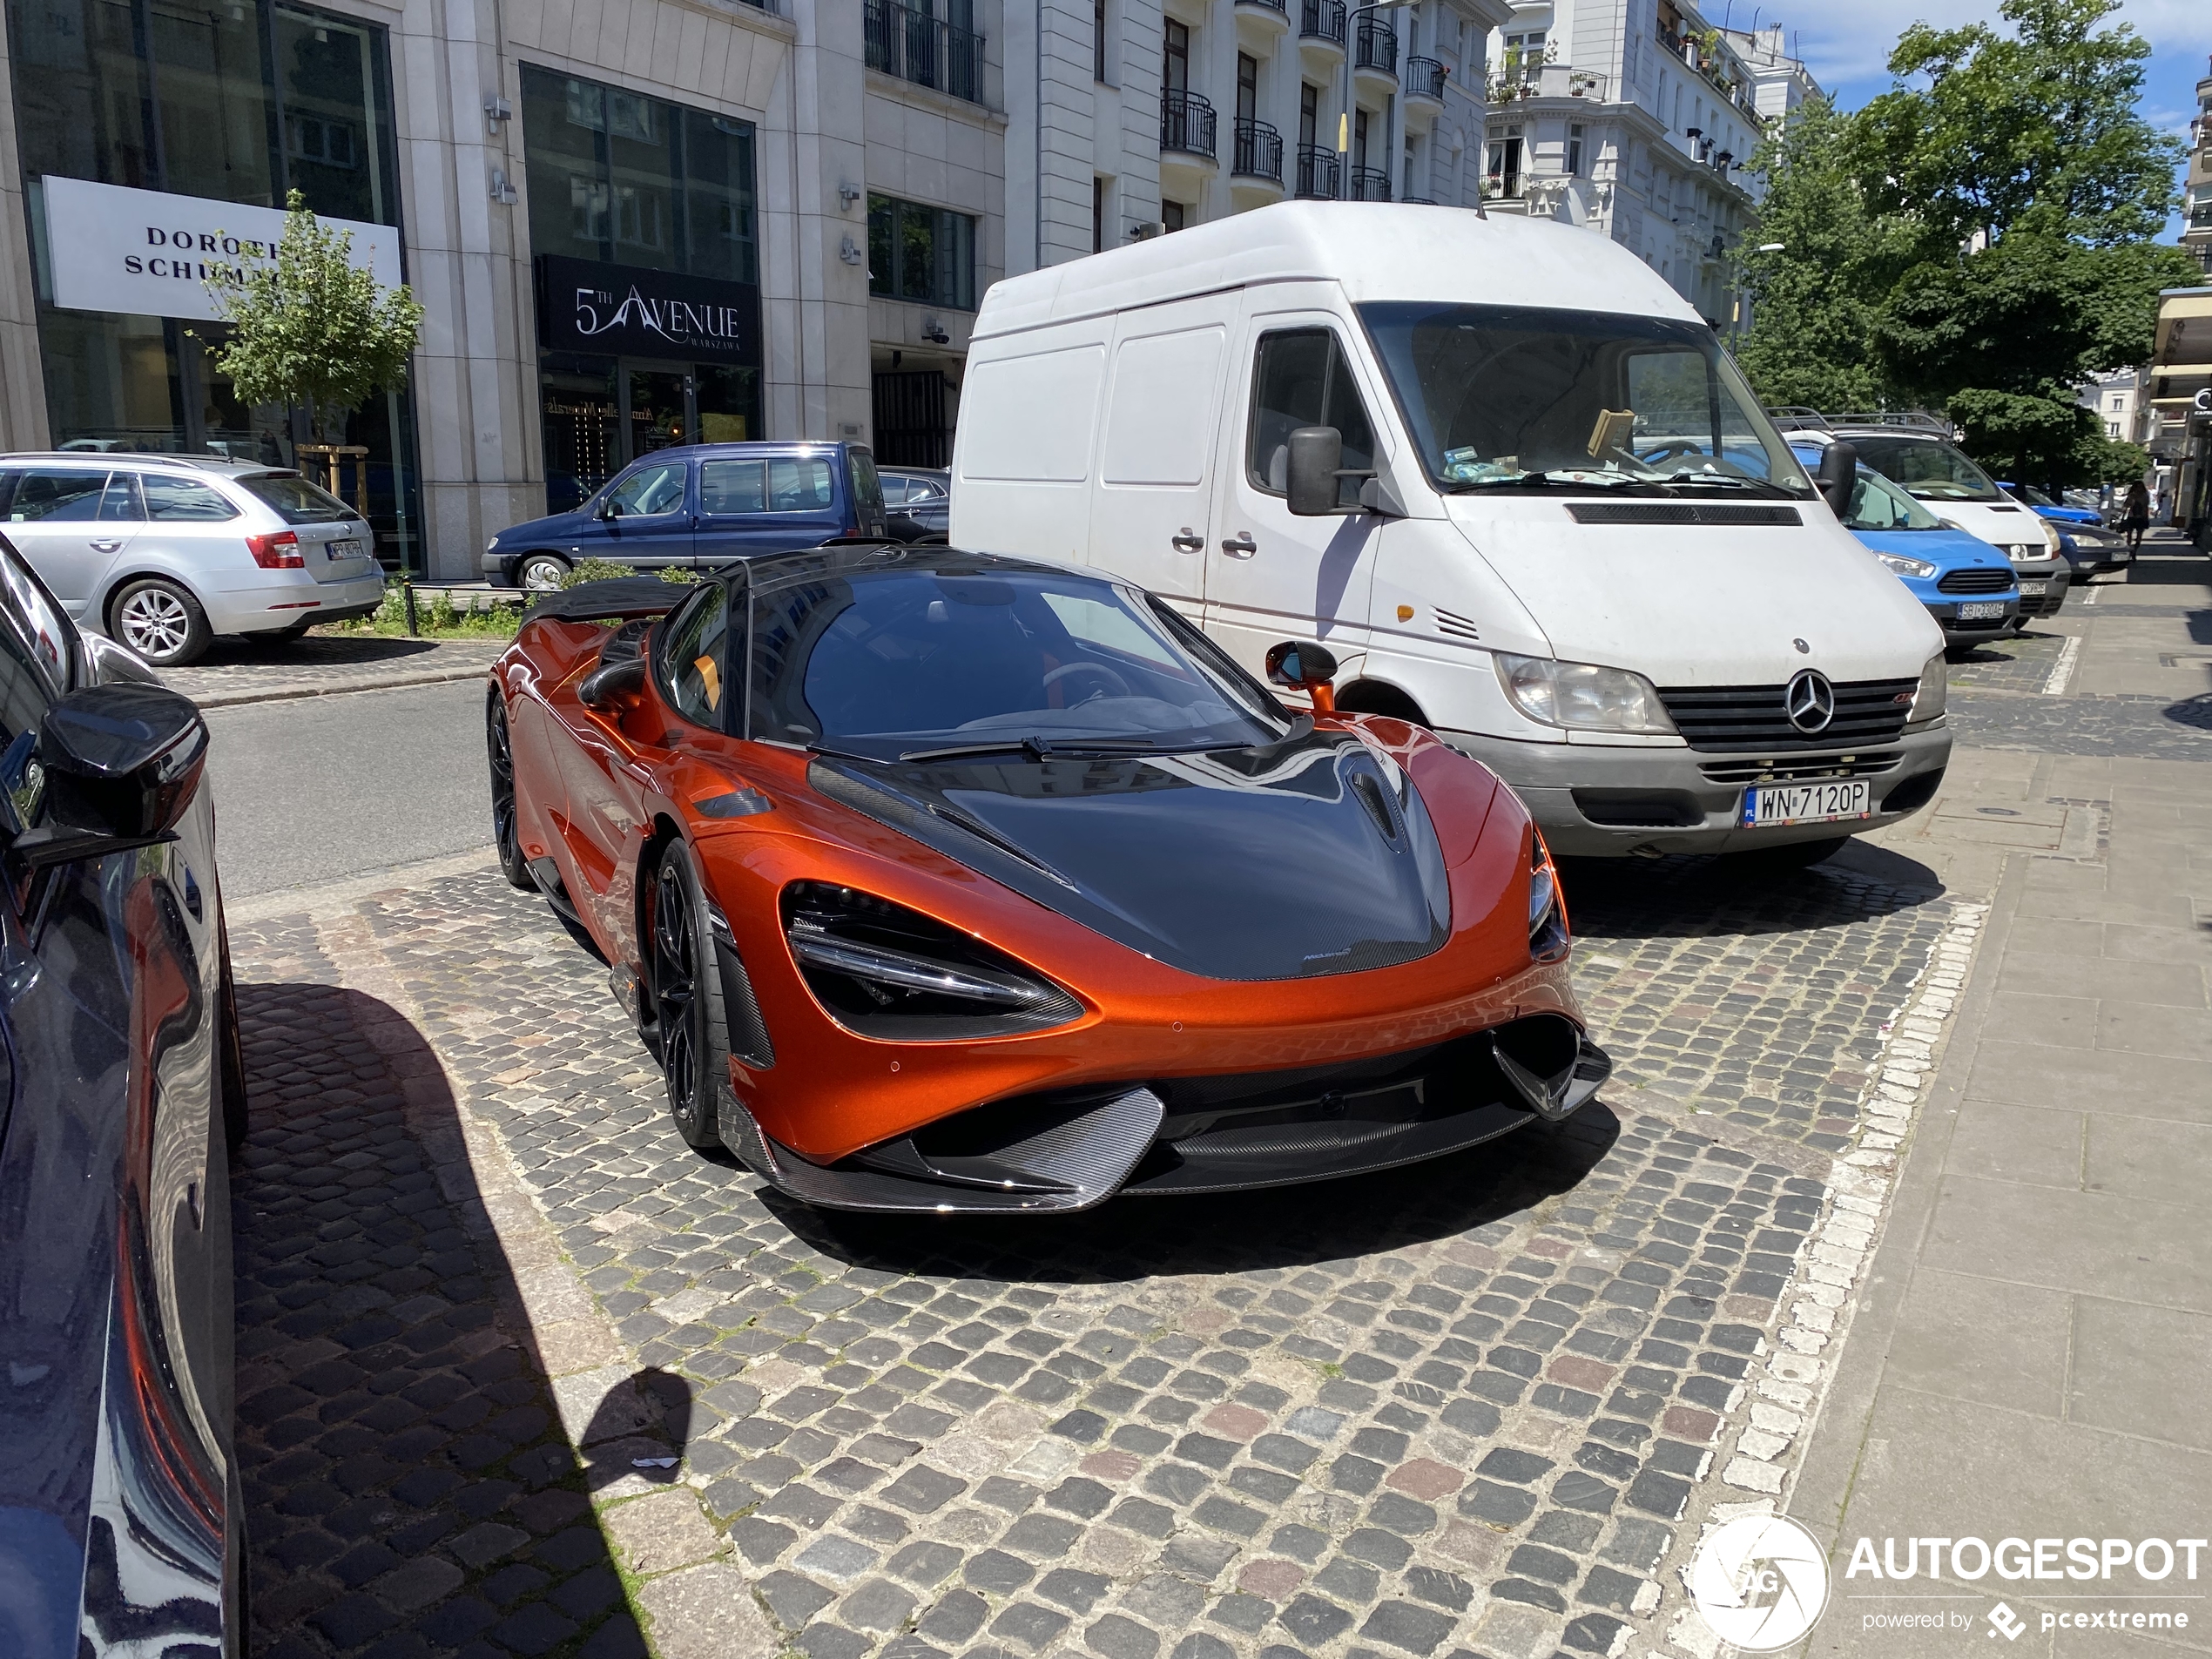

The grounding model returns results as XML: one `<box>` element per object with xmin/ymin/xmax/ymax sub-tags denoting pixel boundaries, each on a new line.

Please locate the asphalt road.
<box><xmin>204</xmin><ymin>679</ymin><xmax>494</xmax><ymax>898</ymax></box>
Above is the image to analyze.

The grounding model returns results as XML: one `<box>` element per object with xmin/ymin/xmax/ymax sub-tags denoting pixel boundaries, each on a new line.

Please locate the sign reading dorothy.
<box><xmin>40</xmin><ymin>176</ymin><xmax>404</xmax><ymax>323</ymax></box>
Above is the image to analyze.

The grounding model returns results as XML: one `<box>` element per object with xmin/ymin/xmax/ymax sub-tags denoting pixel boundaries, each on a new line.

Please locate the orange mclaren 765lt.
<box><xmin>486</xmin><ymin>544</ymin><xmax>1610</xmax><ymax>1213</ymax></box>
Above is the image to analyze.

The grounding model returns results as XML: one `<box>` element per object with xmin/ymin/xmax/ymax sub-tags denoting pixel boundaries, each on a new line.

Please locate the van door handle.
<box><xmin>1170</xmin><ymin>529</ymin><xmax>1205</xmax><ymax>552</ymax></box>
<box><xmin>91</xmin><ymin>538</ymin><xmax>124</xmax><ymax>552</ymax></box>
<box><xmin>1221</xmin><ymin>533</ymin><xmax>1258</xmax><ymax>558</ymax></box>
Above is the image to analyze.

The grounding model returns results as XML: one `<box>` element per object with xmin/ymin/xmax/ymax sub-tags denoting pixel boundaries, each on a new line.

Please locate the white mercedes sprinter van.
<box><xmin>951</xmin><ymin>203</ymin><xmax>1951</xmax><ymax>859</ymax></box>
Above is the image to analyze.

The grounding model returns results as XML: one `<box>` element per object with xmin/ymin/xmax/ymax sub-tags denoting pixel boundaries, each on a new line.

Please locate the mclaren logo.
<box><xmin>1785</xmin><ymin>669</ymin><xmax>1836</xmax><ymax>734</ymax></box>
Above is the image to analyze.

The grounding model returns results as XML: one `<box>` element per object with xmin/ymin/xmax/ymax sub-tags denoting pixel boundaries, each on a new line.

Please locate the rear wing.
<box><xmin>522</xmin><ymin>577</ymin><xmax>690</xmax><ymax>625</ymax></box>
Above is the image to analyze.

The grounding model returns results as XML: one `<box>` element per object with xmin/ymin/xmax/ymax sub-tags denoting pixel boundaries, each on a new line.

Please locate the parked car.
<box><xmin>953</xmin><ymin>202</ymin><xmax>1951</xmax><ymax>865</ymax></box>
<box><xmin>483</xmin><ymin>442</ymin><xmax>891</xmax><ymax>590</ymax></box>
<box><xmin>880</xmin><ymin>467</ymin><xmax>951</xmax><ymax>540</ymax></box>
<box><xmin>1792</xmin><ymin>448</ymin><xmax>2019</xmax><ymax>653</ymax></box>
<box><xmin>0</xmin><ymin>452</ymin><xmax>385</xmax><ymax>667</ymax></box>
<box><xmin>2001</xmin><ymin>482</ymin><xmax>2102</xmax><ymax>527</ymax></box>
<box><xmin>1795</xmin><ymin>417</ymin><xmax>2069</xmax><ymax>630</ymax></box>
<box><xmin>489</xmin><ymin>550</ymin><xmax>1610</xmax><ymax>1209</ymax></box>
<box><xmin>0</xmin><ymin>534</ymin><xmax>246</xmax><ymax>1656</ymax></box>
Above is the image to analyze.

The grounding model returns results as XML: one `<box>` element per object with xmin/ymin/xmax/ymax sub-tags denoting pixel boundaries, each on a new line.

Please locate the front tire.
<box><xmin>110</xmin><ymin>577</ymin><xmax>212</xmax><ymax>667</ymax></box>
<box><xmin>486</xmin><ymin>692</ymin><xmax>536</xmax><ymax>890</ymax></box>
<box><xmin>648</xmin><ymin>840</ymin><xmax>731</xmax><ymax>1152</ymax></box>
<box><xmin>516</xmin><ymin>552</ymin><xmax>570</xmax><ymax>591</ymax></box>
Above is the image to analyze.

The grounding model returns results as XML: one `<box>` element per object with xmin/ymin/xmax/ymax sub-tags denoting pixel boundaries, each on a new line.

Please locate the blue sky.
<box><xmin>1743</xmin><ymin>0</ymin><xmax>2207</xmax><ymax>239</ymax></box>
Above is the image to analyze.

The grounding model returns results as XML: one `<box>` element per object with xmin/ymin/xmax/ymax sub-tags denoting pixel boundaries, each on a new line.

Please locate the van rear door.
<box><xmin>1088</xmin><ymin>294</ymin><xmax>1237</xmax><ymax>617</ymax></box>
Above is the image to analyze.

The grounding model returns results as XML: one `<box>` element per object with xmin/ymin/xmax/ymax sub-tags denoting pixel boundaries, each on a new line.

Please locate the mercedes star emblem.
<box><xmin>1784</xmin><ymin>669</ymin><xmax>1836</xmax><ymax>734</ymax></box>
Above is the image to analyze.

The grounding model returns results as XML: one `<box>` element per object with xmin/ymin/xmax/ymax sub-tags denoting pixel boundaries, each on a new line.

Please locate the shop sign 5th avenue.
<box><xmin>41</xmin><ymin>176</ymin><xmax>403</xmax><ymax>324</ymax></box>
<box><xmin>536</xmin><ymin>255</ymin><xmax>760</xmax><ymax>363</ymax></box>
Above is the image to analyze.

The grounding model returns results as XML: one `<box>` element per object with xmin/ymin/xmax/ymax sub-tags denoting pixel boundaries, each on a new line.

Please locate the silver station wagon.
<box><xmin>0</xmin><ymin>452</ymin><xmax>386</xmax><ymax>666</ymax></box>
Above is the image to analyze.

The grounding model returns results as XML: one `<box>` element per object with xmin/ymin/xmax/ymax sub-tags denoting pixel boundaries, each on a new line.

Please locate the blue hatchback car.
<box><xmin>1796</xmin><ymin>447</ymin><xmax>2020</xmax><ymax>651</ymax></box>
<box><xmin>483</xmin><ymin>441</ymin><xmax>890</xmax><ymax>590</ymax></box>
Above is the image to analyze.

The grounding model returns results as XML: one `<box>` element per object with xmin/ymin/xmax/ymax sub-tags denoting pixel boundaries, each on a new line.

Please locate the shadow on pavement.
<box><xmin>1557</xmin><ymin>843</ymin><xmax>1944</xmax><ymax>942</ymax></box>
<box><xmin>194</xmin><ymin>634</ymin><xmax>449</xmax><ymax>668</ymax></box>
<box><xmin>762</xmin><ymin>1103</ymin><xmax>1622</xmax><ymax>1281</ymax></box>
<box><xmin>231</xmin><ymin>980</ymin><xmax>649</xmax><ymax>1659</ymax></box>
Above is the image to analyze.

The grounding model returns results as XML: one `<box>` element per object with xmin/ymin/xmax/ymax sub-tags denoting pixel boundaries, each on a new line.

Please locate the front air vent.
<box><xmin>1434</xmin><ymin>606</ymin><xmax>1482</xmax><ymax>642</ymax></box>
<box><xmin>1699</xmin><ymin>752</ymin><xmax>1902</xmax><ymax>786</ymax></box>
<box><xmin>1566</xmin><ymin>503</ymin><xmax>1804</xmax><ymax>527</ymax></box>
<box><xmin>1937</xmin><ymin>569</ymin><xmax>2013</xmax><ymax>594</ymax></box>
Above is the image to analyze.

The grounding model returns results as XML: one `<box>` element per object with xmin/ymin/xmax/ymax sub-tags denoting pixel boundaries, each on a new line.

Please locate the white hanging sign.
<box><xmin>40</xmin><ymin>175</ymin><xmax>405</xmax><ymax>323</ymax></box>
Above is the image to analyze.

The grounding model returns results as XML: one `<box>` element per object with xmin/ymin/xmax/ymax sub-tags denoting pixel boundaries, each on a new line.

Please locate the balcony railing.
<box><xmin>1406</xmin><ymin>55</ymin><xmax>1447</xmax><ymax>100</ymax></box>
<box><xmin>1349</xmin><ymin>165</ymin><xmax>1391</xmax><ymax>201</ymax></box>
<box><xmin>1294</xmin><ymin>143</ymin><xmax>1339</xmax><ymax>199</ymax></box>
<box><xmin>864</xmin><ymin>0</ymin><xmax>986</xmax><ymax>105</ymax></box>
<box><xmin>1232</xmin><ymin>117</ymin><xmax>1283</xmax><ymax>182</ymax></box>
<box><xmin>1161</xmin><ymin>88</ymin><xmax>1217</xmax><ymax>159</ymax></box>
<box><xmin>1300</xmin><ymin>0</ymin><xmax>1345</xmax><ymax>46</ymax></box>
<box><xmin>1236</xmin><ymin>0</ymin><xmax>1286</xmax><ymax>11</ymax></box>
<box><xmin>1353</xmin><ymin>14</ymin><xmax>1397</xmax><ymax>76</ymax></box>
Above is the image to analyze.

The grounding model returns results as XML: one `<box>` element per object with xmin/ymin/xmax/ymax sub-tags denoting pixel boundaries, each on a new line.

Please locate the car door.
<box><xmin>1203</xmin><ymin>299</ymin><xmax>1390</xmax><ymax>681</ymax></box>
<box><xmin>696</xmin><ymin>452</ymin><xmax>844</xmax><ymax>563</ymax></box>
<box><xmin>1086</xmin><ymin>293</ymin><xmax>1238</xmax><ymax>620</ymax></box>
<box><xmin>594</xmin><ymin>457</ymin><xmax>696</xmax><ymax>570</ymax></box>
<box><xmin>1</xmin><ymin>467</ymin><xmax>142</xmax><ymax>619</ymax></box>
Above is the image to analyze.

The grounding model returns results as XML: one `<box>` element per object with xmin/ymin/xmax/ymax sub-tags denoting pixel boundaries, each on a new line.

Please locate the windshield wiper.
<box><xmin>1441</xmin><ymin>472</ymin><xmax>1659</xmax><ymax>495</ymax></box>
<box><xmin>1656</xmin><ymin>472</ymin><xmax>1808</xmax><ymax>499</ymax></box>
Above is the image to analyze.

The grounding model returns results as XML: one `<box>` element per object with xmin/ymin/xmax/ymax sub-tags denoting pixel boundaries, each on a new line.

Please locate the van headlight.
<box><xmin>2039</xmin><ymin>518</ymin><xmax>2063</xmax><ymax>556</ymax></box>
<box><xmin>1908</xmin><ymin>653</ymin><xmax>1946</xmax><ymax>725</ymax></box>
<box><xmin>1874</xmin><ymin>552</ymin><xmax>1938</xmax><ymax>578</ymax></box>
<box><xmin>1494</xmin><ymin>653</ymin><xmax>1678</xmax><ymax>735</ymax></box>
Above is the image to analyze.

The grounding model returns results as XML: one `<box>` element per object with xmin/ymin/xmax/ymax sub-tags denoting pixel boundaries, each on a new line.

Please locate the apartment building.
<box><xmin>2185</xmin><ymin>53</ymin><xmax>2210</xmax><ymax>276</ymax></box>
<box><xmin>0</xmin><ymin>0</ymin><xmax>1007</xmax><ymax>577</ymax></box>
<box><xmin>1475</xmin><ymin>0</ymin><xmax>1818</xmax><ymax>324</ymax></box>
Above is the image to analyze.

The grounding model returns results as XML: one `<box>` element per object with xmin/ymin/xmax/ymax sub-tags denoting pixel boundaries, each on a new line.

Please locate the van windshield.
<box><xmin>1358</xmin><ymin>303</ymin><xmax>1814</xmax><ymax>498</ymax></box>
<box><xmin>1838</xmin><ymin>435</ymin><xmax>2005</xmax><ymax>502</ymax></box>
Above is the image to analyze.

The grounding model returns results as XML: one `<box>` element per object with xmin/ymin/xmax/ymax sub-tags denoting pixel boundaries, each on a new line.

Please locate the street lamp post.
<box><xmin>1336</xmin><ymin>2</ymin><xmax>1399</xmax><ymax>200</ymax></box>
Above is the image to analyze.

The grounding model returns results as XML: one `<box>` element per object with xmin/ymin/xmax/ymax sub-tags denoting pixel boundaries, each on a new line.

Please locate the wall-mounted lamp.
<box><xmin>489</xmin><ymin>167</ymin><xmax>517</xmax><ymax>206</ymax></box>
<box><xmin>838</xmin><ymin>181</ymin><xmax>862</xmax><ymax>209</ymax></box>
<box><xmin>1128</xmin><ymin>220</ymin><xmax>1165</xmax><ymax>241</ymax></box>
<box><xmin>839</xmin><ymin>236</ymin><xmax>863</xmax><ymax>265</ymax></box>
<box><xmin>921</xmin><ymin>319</ymin><xmax>951</xmax><ymax>345</ymax></box>
<box><xmin>484</xmin><ymin>96</ymin><xmax>512</xmax><ymax>138</ymax></box>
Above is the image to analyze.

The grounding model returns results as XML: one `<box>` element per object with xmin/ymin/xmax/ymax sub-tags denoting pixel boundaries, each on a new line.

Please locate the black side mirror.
<box><xmin>10</xmin><ymin>685</ymin><xmax>208</xmax><ymax>870</ymax></box>
<box><xmin>1265</xmin><ymin>639</ymin><xmax>1340</xmax><ymax>712</ymax></box>
<box><xmin>1817</xmin><ymin>442</ymin><xmax>1858</xmax><ymax>518</ymax></box>
<box><xmin>1286</xmin><ymin>427</ymin><xmax>1344</xmax><ymax>516</ymax></box>
<box><xmin>597</xmin><ymin>497</ymin><xmax>623</xmax><ymax>521</ymax></box>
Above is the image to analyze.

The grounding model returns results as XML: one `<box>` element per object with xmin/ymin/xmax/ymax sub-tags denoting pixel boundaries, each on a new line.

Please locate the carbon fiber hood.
<box><xmin>808</xmin><ymin>728</ymin><xmax>1452</xmax><ymax>981</ymax></box>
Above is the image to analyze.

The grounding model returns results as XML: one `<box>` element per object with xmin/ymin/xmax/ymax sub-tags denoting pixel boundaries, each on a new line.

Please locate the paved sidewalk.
<box><xmin>165</xmin><ymin>634</ymin><xmax>509</xmax><ymax>707</ymax></box>
<box><xmin>1780</xmin><ymin>536</ymin><xmax>2212</xmax><ymax>1656</ymax></box>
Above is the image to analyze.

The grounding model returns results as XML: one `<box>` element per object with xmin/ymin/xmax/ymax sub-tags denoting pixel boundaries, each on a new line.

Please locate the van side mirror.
<box><xmin>1286</xmin><ymin>427</ymin><xmax>1344</xmax><ymax>516</ymax></box>
<box><xmin>1817</xmin><ymin>442</ymin><xmax>1858</xmax><ymax>518</ymax></box>
<box><xmin>8</xmin><ymin>685</ymin><xmax>207</xmax><ymax>870</ymax></box>
<box><xmin>1265</xmin><ymin>639</ymin><xmax>1339</xmax><ymax>713</ymax></box>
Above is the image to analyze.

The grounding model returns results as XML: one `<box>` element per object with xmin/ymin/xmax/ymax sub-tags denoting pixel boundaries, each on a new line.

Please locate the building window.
<box><xmin>1163</xmin><ymin>18</ymin><xmax>1190</xmax><ymax>93</ymax></box>
<box><xmin>1353</xmin><ymin>108</ymin><xmax>1371</xmax><ymax>172</ymax></box>
<box><xmin>867</xmin><ymin>194</ymin><xmax>977</xmax><ymax>309</ymax></box>
<box><xmin>1487</xmin><ymin>125</ymin><xmax>1523</xmax><ymax>197</ymax></box>
<box><xmin>1568</xmin><ymin>123</ymin><xmax>1585</xmax><ymax>176</ymax></box>
<box><xmin>1163</xmin><ymin>200</ymin><xmax>1186</xmax><ymax>233</ymax></box>
<box><xmin>1093</xmin><ymin>176</ymin><xmax>1106</xmax><ymax>253</ymax></box>
<box><xmin>1237</xmin><ymin>52</ymin><xmax>1258</xmax><ymax>124</ymax></box>
<box><xmin>523</xmin><ymin>64</ymin><xmax>758</xmax><ymax>284</ymax></box>
<box><xmin>1096</xmin><ymin>0</ymin><xmax>1109</xmax><ymax>83</ymax></box>
<box><xmin>1299</xmin><ymin>83</ymin><xmax>1319</xmax><ymax>148</ymax></box>
<box><xmin>2107</xmin><ymin>421</ymin><xmax>2120</xmax><ymax>437</ymax></box>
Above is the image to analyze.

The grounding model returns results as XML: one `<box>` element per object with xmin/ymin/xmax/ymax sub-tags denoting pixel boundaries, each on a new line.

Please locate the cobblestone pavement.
<box><xmin>232</xmin><ymin>849</ymin><xmax>1961</xmax><ymax>1659</ymax></box>
<box><xmin>1946</xmin><ymin>691</ymin><xmax>2212</xmax><ymax>759</ymax></box>
<box><xmin>1941</xmin><ymin>630</ymin><xmax>2064</xmax><ymax>695</ymax></box>
<box><xmin>166</xmin><ymin>636</ymin><xmax>509</xmax><ymax>708</ymax></box>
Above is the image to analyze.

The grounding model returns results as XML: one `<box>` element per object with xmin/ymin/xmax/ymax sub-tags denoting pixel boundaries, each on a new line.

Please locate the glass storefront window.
<box><xmin>5</xmin><ymin>0</ymin><xmax>423</xmax><ymax>570</ymax></box>
<box><xmin>867</xmin><ymin>194</ymin><xmax>977</xmax><ymax>310</ymax></box>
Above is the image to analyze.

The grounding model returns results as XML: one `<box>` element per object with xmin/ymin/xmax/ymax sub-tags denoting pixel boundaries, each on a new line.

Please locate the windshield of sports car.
<box><xmin>1840</xmin><ymin>435</ymin><xmax>2005</xmax><ymax>502</ymax></box>
<box><xmin>1844</xmin><ymin>468</ymin><xmax>1946</xmax><ymax>533</ymax></box>
<box><xmin>746</xmin><ymin>564</ymin><xmax>1289</xmax><ymax>759</ymax></box>
<box><xmin>1357</xmin><ymin>303</ymin><xmax>1815</xmax><ymax>497</ymax></box>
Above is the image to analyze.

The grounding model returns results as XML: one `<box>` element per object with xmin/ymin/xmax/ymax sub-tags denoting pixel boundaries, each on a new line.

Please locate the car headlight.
<box><xmin>1494</xmin><ymin>653</ymin><xmax>1677</xmax><ymax>735</ymax></box>
<box><xmin>485</xmin><ymin>537</ymin><xmax>501</xmax><ymax>555</ymax></box>
<box><xmin>2039</xmin><ymin>518</ymin><xmax>2062</xmax><ymax>556</ymax></box>
<box><xmin>781</xmin><ymin>882</ymin><xmax>1082</xmax><ymax>1041</ymax></box>
<box><xmin>1908</xmin><ymin>652</ymin><xmax>1946</xmax><ymax>725</ymax></box>
<box><xmin>1874</xmin><ymin>552</ymin><xmax>1938</xmax><ymax>579</ymax></box>
<box><xmin>1528</xmin><ymin>830</ymin><xmax>1568</xmax><ymax>961</ymax></box>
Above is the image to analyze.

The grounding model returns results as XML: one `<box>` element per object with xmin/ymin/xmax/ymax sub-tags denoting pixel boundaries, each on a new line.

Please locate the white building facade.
<box><xmin>1474</xmin><ymin>0</ymin><xmax>1817</xmax><ymax>324</ymax></box>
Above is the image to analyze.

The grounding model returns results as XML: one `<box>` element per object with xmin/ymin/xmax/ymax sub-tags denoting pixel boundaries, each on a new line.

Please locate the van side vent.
<box><xmin>1434</xmin><ymin>606</ymin><xmax>1482</xmax><ymax>641</ymax></box>
<box><xmin>1566</xmin><ymin>503</ymin><xmax>1804</xmax><ymax>527</ymax></box>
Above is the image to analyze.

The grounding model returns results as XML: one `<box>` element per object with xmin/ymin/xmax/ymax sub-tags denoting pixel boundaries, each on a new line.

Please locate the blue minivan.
<box><xmin>483</xmin><ymin>441</ymin><xmax>889</xmax><ymax>589</ymax></box>
<box><xmin>1795</xmin><ymin>446</ymin><xmax>2020</xmax><ymax>652</ymax></box>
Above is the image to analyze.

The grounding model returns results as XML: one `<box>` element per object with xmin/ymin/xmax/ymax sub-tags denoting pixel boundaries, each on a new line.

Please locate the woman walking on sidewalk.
<box><xmin>2121</xmin><ymin>478</ymin><xmax>2151</xmax><ymax>551</ymax></box>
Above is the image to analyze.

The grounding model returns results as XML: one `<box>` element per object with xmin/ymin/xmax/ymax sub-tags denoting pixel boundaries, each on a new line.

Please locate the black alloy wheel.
<box><xmin>649</xmin><ymin>840</ymin><xmax>731</xmax><ymax>1150</ymax></box>
<box><xmin>486</xmin><ymin>692</ymin><xmax>535</xmax><ymax>890</ymax></box>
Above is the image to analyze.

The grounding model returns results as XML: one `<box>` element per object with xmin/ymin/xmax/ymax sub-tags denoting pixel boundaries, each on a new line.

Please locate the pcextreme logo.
<box><xmin>1689</xmin><ymin>1514</ymin><xmax>1831</xmax><ymax>1651</ymax></box>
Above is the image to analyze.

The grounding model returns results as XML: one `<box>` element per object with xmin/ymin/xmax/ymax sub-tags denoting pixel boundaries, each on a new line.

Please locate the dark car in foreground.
<box><xmin>489</xmin><ymin>550</ymin><xmax>1610</xmax><ymax>1213</ymax></box>
<box><xmin>0</xmin><ymin>539</ymin><xmax>245</xmax><ymax>1656</ymax></box>
<box><xmin>482</xmin><ymin>441</ymin><xmax>892</xmax><ymax>590</ymax></box>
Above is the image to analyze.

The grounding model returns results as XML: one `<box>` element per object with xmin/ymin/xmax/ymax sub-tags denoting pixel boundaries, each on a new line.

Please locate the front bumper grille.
<box><xmin>1656</xmin><ymin>678</ymin><xmax>1918</xmax><ymax>752</ymax></box>
<box><xmin>1698</xmin><ymin>752</ymin><xmax>1903</xmax><ymax>786</ymax></box>
<box><xmin>1937</xmin><ymin>568</ymin><xmax>2013</xmax><ymax>594</ymax></box>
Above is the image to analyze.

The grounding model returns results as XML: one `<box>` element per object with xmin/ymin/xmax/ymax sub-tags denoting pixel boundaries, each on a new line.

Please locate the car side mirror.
<box><xmin>9</xmin><ymin>685</ymin><xmax>208</xmax><ymax>870</ymax></box>
<box><xmin>1286</xmin><ymin>426</ymin><xmax>1344</xmax><ymax>516</ymax></box>
<box><xmin>597</xmin><ymin>498</ymin><xmax>623</xmax><ymax>521</ymax></box>
<box><xmin>1265</xmin><ymin>639</ymin><xmax>1339</xmax><ymax>713</ymax></box>
<box><xmin>579</xmin><ymin>657</ymin><xmax>647</xmax><ymax>712</ymax></box>
<box><xmin>1817</xmin><ymin>442</ymin><xmax>1858</xmax><ymax>518</ymax></box>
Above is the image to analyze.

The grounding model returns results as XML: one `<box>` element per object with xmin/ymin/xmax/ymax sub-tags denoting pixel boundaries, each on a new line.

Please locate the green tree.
<box><xmin>1731</xmin><ymin>98</ymin><xmax>1910</xmax><ymax>412</ymax></box>
<box><xmin>204</xmin><ymin>190</ymin><xmax>424</xmax><ymax>441</ymax></box>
